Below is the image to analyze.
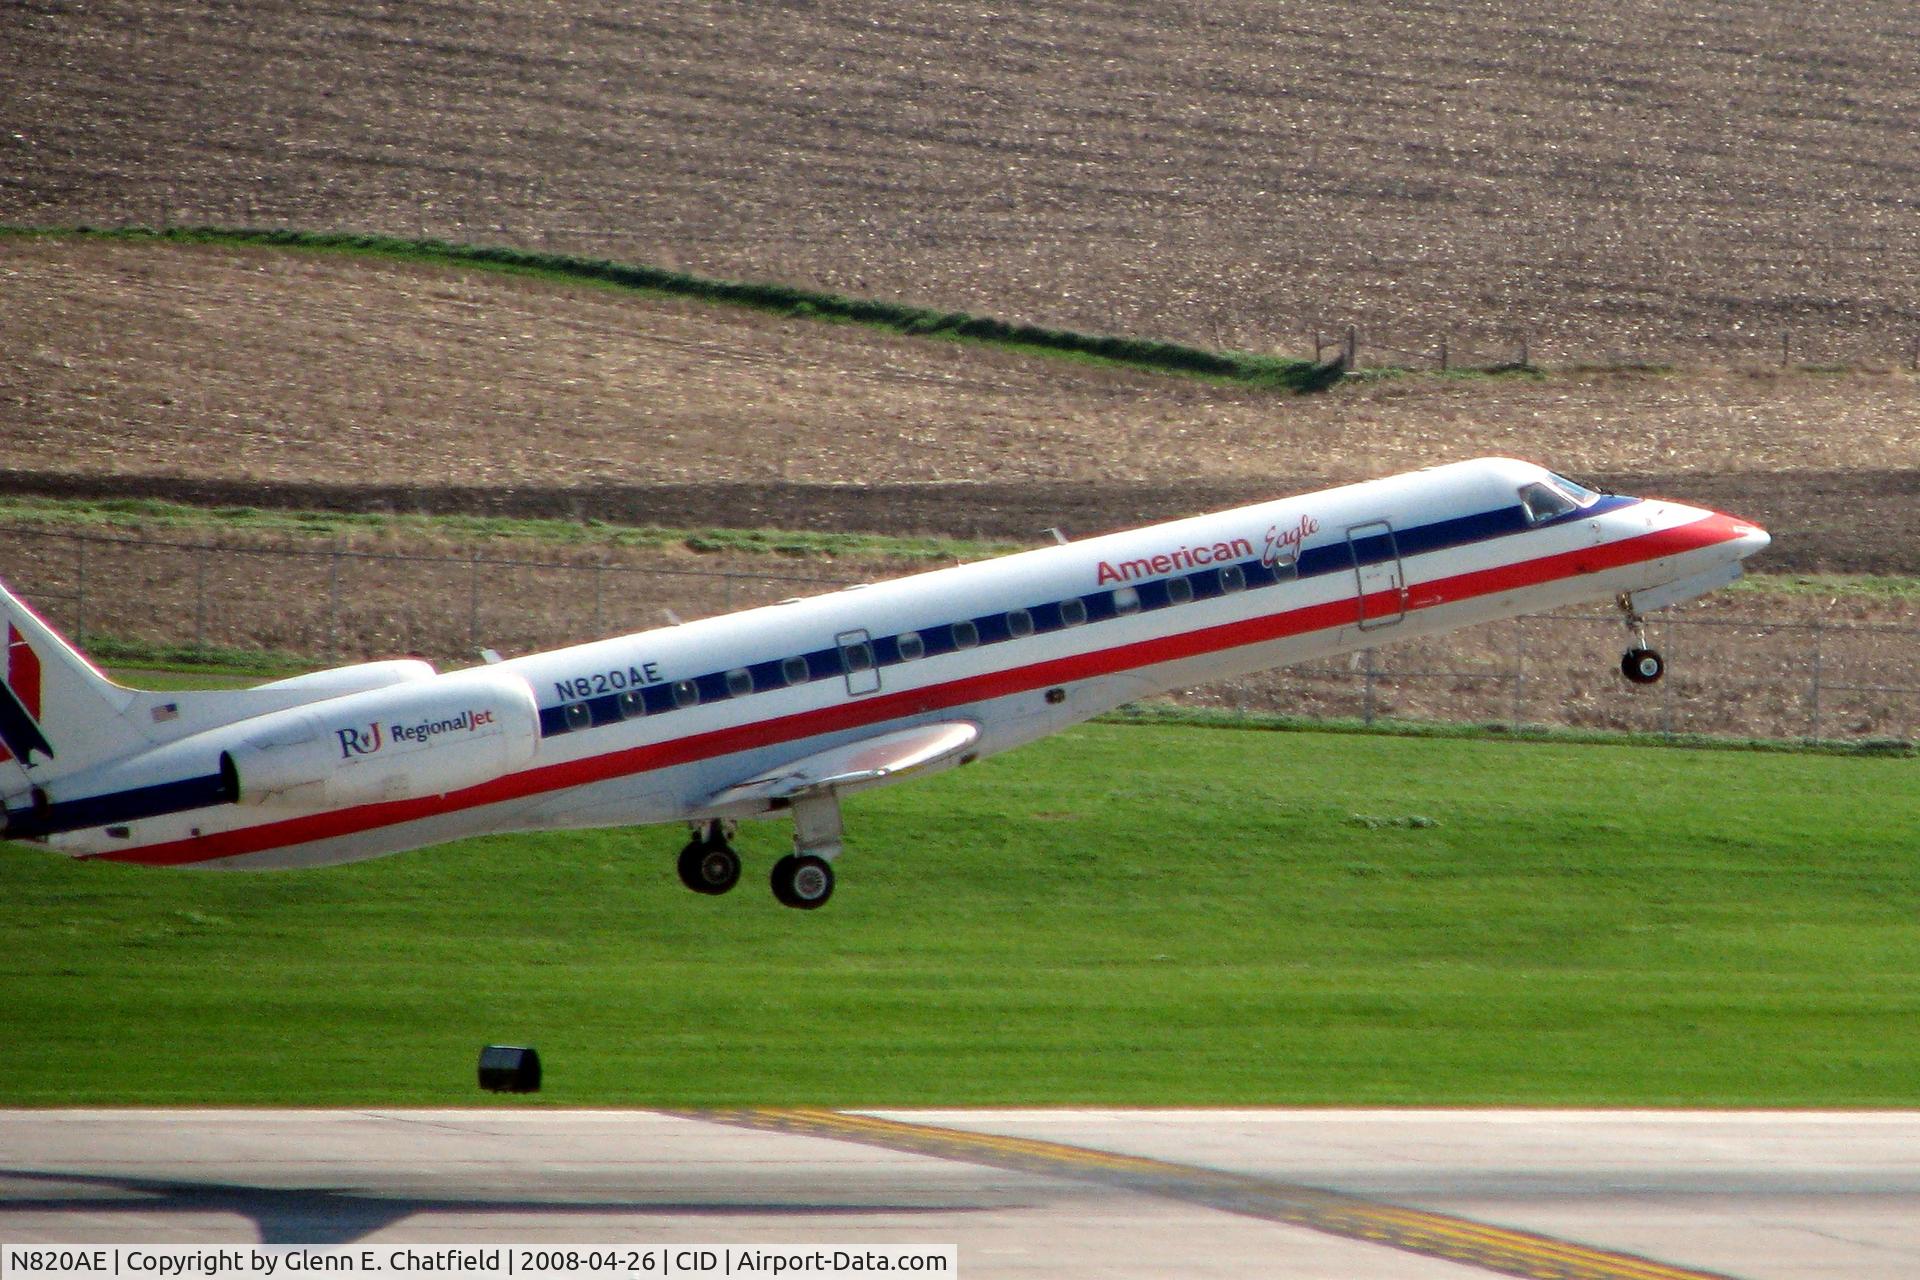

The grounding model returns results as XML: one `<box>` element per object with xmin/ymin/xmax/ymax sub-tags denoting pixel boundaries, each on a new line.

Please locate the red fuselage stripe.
<box><xmin>102</xmin><ymin>511</ymin><xmax>1742</xmax><ymax>866</ymax></box>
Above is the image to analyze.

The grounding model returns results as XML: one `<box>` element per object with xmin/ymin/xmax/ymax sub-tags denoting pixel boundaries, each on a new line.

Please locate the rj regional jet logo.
<box><xmin>0</xmin><ymin>623</ymin><xmax>53</xmax><ymax>767</ymax></box>
<box><xmin>336</xmin><ymin>722</ymin><xmax>385</xmax><ymax>758</ymax></box>
<box><xmin>336</xmin><ymin>708</ymin><xmax>497</xmax><ymax>759</ymax></box>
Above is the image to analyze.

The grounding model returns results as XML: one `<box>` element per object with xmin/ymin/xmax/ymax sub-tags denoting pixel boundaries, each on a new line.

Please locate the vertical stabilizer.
<box><xmin>0</xmin><ymin>579</ymin><xmax>139</xmax><ymax>785</ymax></box>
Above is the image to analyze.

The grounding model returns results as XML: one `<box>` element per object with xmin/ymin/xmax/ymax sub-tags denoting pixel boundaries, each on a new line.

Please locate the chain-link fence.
<box><xmin>3</xmin><ymin>524</ymin><xmax>1915</xmax><ymax>743</ymax></box>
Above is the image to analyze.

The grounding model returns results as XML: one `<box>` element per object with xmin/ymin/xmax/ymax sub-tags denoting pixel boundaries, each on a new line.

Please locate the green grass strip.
<box><xmin>0</xmin><ymin>495</ymin><xmax>1019</xmax><ymax>562</ymax></box>
<box><xmin>90</xmin><ymin>636</ymin><xmax>313</xmax><ymax>680</ymax></box>
<box><xmin>1</xmin><ymin>223</ymin><xmax>1347</xmax><ymax>391</ymax></box>
<box><xmin>1725</xmin><ymin>571</ymin><xmax>1920</xmax><ymax>602</ymax></box>
<box><xmin>1104</xmin><ymin>701</ymin><xmax>1915</xmax><ymax>758</ymax></box>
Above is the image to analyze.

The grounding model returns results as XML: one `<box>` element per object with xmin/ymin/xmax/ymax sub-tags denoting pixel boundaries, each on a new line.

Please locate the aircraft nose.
<box><xmin>1655</xmin><ymin>502</ymin><xmax>1771</xmax><ymax>563</ymax></box>
<box><xmin>1725</xmin><ymin>515</ymin><xmax>1771</xmax><ymax>560</ymax></box>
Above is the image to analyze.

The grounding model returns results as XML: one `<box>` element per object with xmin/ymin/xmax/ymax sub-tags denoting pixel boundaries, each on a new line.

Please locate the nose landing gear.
<box><xmin>1616</xmin><ymin>594</ymin><xmax>1665</xmax><ymax>685</ymax></box>
<box><xmin>1621</xmin><ymin>647</ymin><xmax>1665</xmax><ymax>684</ymax></box>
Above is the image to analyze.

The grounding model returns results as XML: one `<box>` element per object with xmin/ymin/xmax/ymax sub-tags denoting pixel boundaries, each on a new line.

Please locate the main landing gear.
<box><xmin>769</xmin><ymin>854</ymin><xmax>835</xmax><ymax>910</ymax></box>
<box><xmin>677</xmin><ymin>821</ymin><xmax>741</xmax><ymax>895</ymax></box>
<box><xmin>675</xmin><ymin>797</ymin><xmax>841</xmax><ymax>910</ymax></box>
<box><xmin>1616</xmin><ymin>594</ymin><xmax>1666</xmax><ymax>685</ymax></box>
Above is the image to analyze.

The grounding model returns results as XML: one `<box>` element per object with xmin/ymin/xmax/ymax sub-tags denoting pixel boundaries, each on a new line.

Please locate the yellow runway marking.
<box><xmin>686</xmin><ymin>1107</ymin><xmax>1738</xmax><ymax>1280</ymax></box>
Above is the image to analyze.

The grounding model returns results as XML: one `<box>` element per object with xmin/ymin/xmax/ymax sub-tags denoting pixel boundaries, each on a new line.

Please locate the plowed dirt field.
<box><xmin>3</xmin><ymin>240</ymin><xmax>1915</xmax><ymax>574</ymax></box>
<box><xmin>5</xmin><ymin>1</ymin><xmax>1918</xmax><ymax>366</ymax></box>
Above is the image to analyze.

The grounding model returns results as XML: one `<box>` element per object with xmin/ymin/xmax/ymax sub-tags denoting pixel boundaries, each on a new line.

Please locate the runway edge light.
<box><xmin>478</xmin><ymin>1044</ymin><xmax>541</xmax><ymax>1093</ymax></box>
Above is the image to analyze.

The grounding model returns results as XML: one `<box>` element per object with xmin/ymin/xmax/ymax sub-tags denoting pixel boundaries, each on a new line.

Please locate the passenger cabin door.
<box><xmin>836</xmin><ymin>628</ymin><xmax>881</xmax><ymax>696</ymax></box>
<box><xmin>1345</xmin><ymin>520</ymin><xmax>1406</xmax><ymax>630</ymax></box>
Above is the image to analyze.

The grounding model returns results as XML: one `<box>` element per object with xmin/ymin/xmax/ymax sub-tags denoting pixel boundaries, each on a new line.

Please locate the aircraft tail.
<box><xmin>0</xmin><ymin>579</ymin><xmax>138</xmax><ymax>787</ymax></box>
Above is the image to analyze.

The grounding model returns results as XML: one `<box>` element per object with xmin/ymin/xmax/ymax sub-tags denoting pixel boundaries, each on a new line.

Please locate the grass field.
<box><xmin>2</xmin><ymin>723</ymin><xmax>1914</xmax><ymax>1108</ymax></box>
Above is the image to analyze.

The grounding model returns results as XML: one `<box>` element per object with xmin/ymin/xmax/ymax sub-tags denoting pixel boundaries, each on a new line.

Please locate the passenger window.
<box><xmin>1218</xmin><ymin>565</ymin><xmax>1245</xmax><ymax>594</ymax></box>
<box><xmin>897</xmin><ymin>631</ymin><xmax>925</xmax><ymax>661</ymax></box>
<box><xmin>1006</xmin><ymin>609</ymin><xmax>1034</xmax><ymax>638</ymax></box>
<box><xmin>1167</xmin><ymin>576</ymin><xmax>1194</xmax><ymax>605</ymax></box>
<box><xmin>1112</xmin><ymin>586</ymin><xmax>1141</xmax><ymax>617</ymax></box>
<box><xmin>725</xmin><ymin>668</ymin><xmax>753</xmax><ymax>698</ymax></box>
<box><xmin>782</xmin><ymin>655</ymin><xmax>810</xmax><ymax>686</ymax></box>
<box><xmin>563</xmin><ymin>702</ymin><xmax>591</xmax><ymax>731</ymax></box>
<box><xmin>1059</xmin><ymin>598</ymin><xmax>1087</xmax><ymax>627</ymax></box>
<box><xmin>617</xmin><ymin>690</ymin><xmax>645</xmax><ymax>719</ymax></box>
<box><xmin>1519</xmin><ymin>481</ymin><xmax>1577</xmax><ymax>523</ymax></box>
<box><xmin>952</xmin><ymin>619</ymin><xmax>979</xmax><ymax>650</ymax></box>
<box><xmin>671</xmin><ymin>679</ymin><xmax>700</xmax><ymax>709</ymax></box>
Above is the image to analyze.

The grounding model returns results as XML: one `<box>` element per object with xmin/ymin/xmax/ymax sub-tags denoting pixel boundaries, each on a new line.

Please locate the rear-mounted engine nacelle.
<box><xmin>251</xmin><ymin>658</ymin><xmax>439</xmax><ymax>699</ymax></box>
<box><xmin>220</xmin><ymin>670</ymin><xmax>540</xmax><ymax>809</ymax></box>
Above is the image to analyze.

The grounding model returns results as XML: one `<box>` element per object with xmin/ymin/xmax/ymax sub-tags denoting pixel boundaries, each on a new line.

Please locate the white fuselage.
<box><xmin>38</xmin><ymin>458</ymin><xmax>1767</xmax><ymax>869</ymax></box>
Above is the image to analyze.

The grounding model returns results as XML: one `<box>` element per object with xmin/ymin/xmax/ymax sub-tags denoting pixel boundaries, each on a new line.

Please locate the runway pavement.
<box><xmin>1</xmin><ymin>1109</ymin><xmax>1915</xmax><ymax>1279</ymax></box>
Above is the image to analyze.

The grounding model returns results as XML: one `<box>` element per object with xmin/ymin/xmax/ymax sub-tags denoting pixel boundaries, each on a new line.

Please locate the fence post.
<box><xmin>1660</xmin><ymin>620</ymin><xmax>1676</xmax><ymax>738</ymax></box>
<box><xmin>1808</xmin><ymin>618</ymin><xmax>1824</xmax><ymax>740</ymax></box>
<box><xmin>1344</xmin><ymin>325</ymin><xmax>1358</xmax><ymax>371</ymax></box>
<box><xmin>326</xmin><ymin>543</ymin><xmax>342</xmax><ymax>660</ymax></box>
<box><xmin>1438</xmin><ymin>337</ymin><xmax>1449</xmax><ymax>373</ymax></box>
<box><xmin>1510</xmin><ymin>620</ymin><xmax>1527</xmax><ymax>731</ymax></box>
<box><xmin>1781</xmin><ymin>331</ymin><xmax>1790</xmax><ymax>367</ymax></box>
<box><xmin>468</xmin><ymin>551</ymin><xmax>481</xmax><ymax>652</ymax></box>
<box><xmin>194</xmin><ymin>540</ymin><xmax>208</xmax><ymax>651</ymax></box>
<box><xmin>74</xmin><ymin>535</ymin><xmax>87</xmax><ymax>645</ymax></box>
<box><xmin>1518</xmin><ymin>332</ymin><xmax>1530</xmax><ymax>368</ymax></box>
<box><xmin>1361</xmin><ymin>646</ymin><xmax>1377</xmax><ymax>726</ymax></box>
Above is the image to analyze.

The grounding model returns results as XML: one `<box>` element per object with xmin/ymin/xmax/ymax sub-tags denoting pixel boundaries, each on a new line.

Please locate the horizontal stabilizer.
<box><xmin>708</xmin><ymin>720</ymin><xmax>979</xmax><ymax>807</ymax></box>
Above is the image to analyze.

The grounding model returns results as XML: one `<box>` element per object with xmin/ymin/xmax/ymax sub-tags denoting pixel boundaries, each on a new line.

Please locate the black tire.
<box><xmin>770</xmin><ymin>853</ymin><xmax>835</xmax><ymax>910</ymax></box>
<box><xmin>1621</xmin><ymin>647</ymin><xmax>1665</xmax><ymax>685</ymax></box>
<box><xmin>677</xmin><ymin>839</ymin><xmax>741</xmax><ymax>895</ymax></box>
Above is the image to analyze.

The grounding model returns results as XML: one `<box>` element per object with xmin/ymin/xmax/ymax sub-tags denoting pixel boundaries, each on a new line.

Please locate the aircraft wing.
<box><xmin>708</xmin><ymin>720</ymin><xmax>979</xmax><ymax>807</ymax></box>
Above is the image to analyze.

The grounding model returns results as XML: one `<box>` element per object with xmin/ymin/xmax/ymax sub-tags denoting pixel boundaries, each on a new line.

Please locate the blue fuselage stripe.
<box><xmin>534</xmin><ymin>495</ymin><xmax>1635</xmax><ymax>738</ymax></box>
<box><xmin>7</xmin><ymin>772</ymin><xmax>233</xmax><ymax>841</ymax></box>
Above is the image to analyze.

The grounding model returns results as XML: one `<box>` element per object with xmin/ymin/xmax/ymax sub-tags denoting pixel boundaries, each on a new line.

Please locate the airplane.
<box><xmin>0</xmin><ymin>458</ymin><xmax>1769</xmax><ymax>907</ymax></box>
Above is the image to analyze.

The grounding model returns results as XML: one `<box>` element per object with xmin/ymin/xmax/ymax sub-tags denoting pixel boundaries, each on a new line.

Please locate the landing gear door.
<box><xmin>1346</xmin><ymin>520</ymin><xmax>1406</xmax><ymax>630</ymax></box>
<box><xmin>836</xmin><ymin>629</ymin><xmax>881</xmax><ymax>696</ymax></box>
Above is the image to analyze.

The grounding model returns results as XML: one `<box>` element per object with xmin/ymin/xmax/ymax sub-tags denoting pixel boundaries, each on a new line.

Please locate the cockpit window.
<box><xmin>1518</xmin><ymin>481</ymin><xmax>1578</xmax><ymax>524</ymax></box>
<box><xmin>1547</xmin><ymin>472</ymin><xmax>1601</xmax><ymax>506</ymax></box>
